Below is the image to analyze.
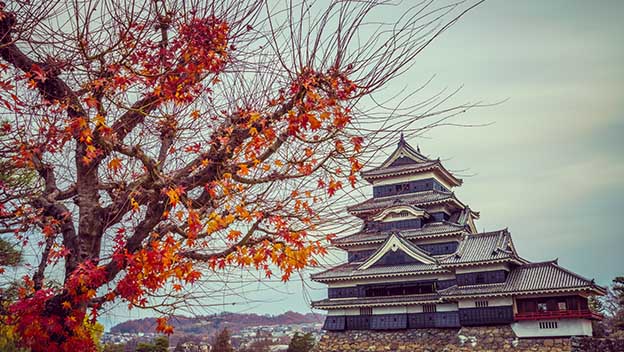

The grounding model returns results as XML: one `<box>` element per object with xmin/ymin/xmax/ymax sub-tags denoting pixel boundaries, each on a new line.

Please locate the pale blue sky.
<box><xmin>99</xmin><ymin>0</ymin><xmax>624</xmax><ymax>329</ymax></box>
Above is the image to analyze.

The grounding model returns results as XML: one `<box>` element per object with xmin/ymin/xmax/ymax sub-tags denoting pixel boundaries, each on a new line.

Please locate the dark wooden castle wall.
<box><xmin>372</xmin><ymin>178</ymin><xmax>448</xmax><ymax>198</ymax></box>
<box><xmin>456</xmin><ymin>270</ymin><xmax>508</xmax><ymax>286</ymax></box>
<box><xmin>458</xmin><ymin>306</ymin><xmax>514</xmax><ymax>326</ymax></box>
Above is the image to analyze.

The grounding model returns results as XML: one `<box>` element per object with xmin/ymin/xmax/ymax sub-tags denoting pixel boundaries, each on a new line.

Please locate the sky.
<box><xmin>99</xmin><ymin>0</ymin><xmax>624</xmax><ymax>329</ymax></box>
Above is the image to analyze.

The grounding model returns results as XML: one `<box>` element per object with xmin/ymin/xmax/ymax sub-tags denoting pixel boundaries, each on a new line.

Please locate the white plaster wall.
<box><xmin>406</xmin><ymin>305</ymin><xmax>423</xmax><ymax>313</ymax></box>
<box><xmin>458</xmin><ymin>297</ymin><xmax>513</xmax><ymax>308</ymax></box>
<box><xmin>373</xmin><ymin>306</ymin><xmax>407</xmax><ymax>315</ymax></box>
<box><xmin>327</xmin><ymin>309</ymin><xmax>344</xmax><ymax>316</ymax></box>
<box><xmin>511</xmin><ymin>319</ymin><xmax>593</xmax><ymax>337</ymax></box>
<box><xmin>327</xmin><ymin>308</ymin><xmax>359</xmax><ymax>316</ymax></box>
<box><xmin>437</xmin><ymin>303</ymin><xmax>459</xmax><ymax>312</ymax></box>
<box><xmin>455</xmin><ymin>263</ymin><xmax>510</xmax><ymax>274</ymax></box>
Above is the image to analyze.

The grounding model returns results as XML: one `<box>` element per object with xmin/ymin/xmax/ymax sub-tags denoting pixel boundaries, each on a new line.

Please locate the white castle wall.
<box><xmin>511</xmin><ymin>319</ymin><xmax>592</xmax><ymax>337</ymax></box>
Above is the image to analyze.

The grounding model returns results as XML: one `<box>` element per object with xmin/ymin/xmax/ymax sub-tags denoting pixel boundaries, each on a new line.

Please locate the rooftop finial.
<box><xmin>417</xmin><ymin>145</ymin><xmax>421</xmax><ymax>153</ymax></box>
<box><xmin>399</xmin><ymin>132</ymin><xmax>405</xmax><ymax>145</ymax></box>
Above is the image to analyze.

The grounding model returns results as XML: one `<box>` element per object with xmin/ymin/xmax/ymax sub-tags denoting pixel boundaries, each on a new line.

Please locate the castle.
<box><xmin>311</xmin><ymin>136</ymin><xmax>604</xmax><ymax>337</ymax></box>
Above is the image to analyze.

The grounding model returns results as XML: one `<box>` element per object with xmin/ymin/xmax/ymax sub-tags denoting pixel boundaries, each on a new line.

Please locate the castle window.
<box><xmin>360</xmin><ymin>307</ymin><xmax>373</xmax><ymax>316</ymax></box>
<box><xmin>475</xmin><ymin>300</ymin><xmax>489</xmax><ymax>308</ymax></box>
<box><xmin>394</xmin><ymin>183</ymin><xmax>409</xmax><ymax>193</ymax></box>
<box><xmin>558</xmin><ymin>301</ymin><xmax>567</xmax><ymax>311</ymax></box>
<box><xmin>537</xmin><ymin>303</ymin><xmax>548</xmax><ymax>312</ymax></box>
<box><xmin>423</xmin><ymin>304</ymin><xmax>437</xmax><ymax>313</ymax></box>
<box><xmin>538</xmin><ymin>321</ymin><xmax>558</xmax><ymax>329</ymax></box>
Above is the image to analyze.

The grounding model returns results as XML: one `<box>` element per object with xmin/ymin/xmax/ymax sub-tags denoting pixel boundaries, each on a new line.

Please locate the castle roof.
<box><xmin>332</xmin><ymin>222</ymin><xmax>466</xmax><ymax>248</ymax></box>
<box><xmin>358</xmin><ymin>233</ymin><xmax>438</xmax><ymax>270</ymax></box>
<box><xmin>310</xmin><ymin>261</ymin><xmax>447</xmax><ymax>282</ymax></box>
<box><xmin>313</xmin><ymin>229</ymin><xmax>520</xmax><ymax>283</ymax></box>
<box><xmin>439</xmin><ymin>260</ymin><xmax>606</xmax><ymax>298</ymax></box>
<box><xmin>360</xmin><ymin>136</ymin><xmax>462</xmax><ymax>186</ymax></box>
<box><xmin>347</xmin><ymin>190</ymin><xmax>462</xmax><ymax>217</ymax></box>
<box><xmin>438</xmin><ymin>229</ymin><xmax>520</xmax><ymax>266</ymax></box>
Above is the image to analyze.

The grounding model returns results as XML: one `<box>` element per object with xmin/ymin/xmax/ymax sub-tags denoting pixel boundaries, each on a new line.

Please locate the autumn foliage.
<box><xmin>0</xmin><ymin>0</ymin><xmax>479</xmax><ymax>351</ymax></box>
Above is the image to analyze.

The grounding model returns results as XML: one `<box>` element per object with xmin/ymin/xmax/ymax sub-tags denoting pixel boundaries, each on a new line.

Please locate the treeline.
<box><xmin>111</xmin><ymin>311</ymin><xmax>323</xmax><ymax>335</ymax></box>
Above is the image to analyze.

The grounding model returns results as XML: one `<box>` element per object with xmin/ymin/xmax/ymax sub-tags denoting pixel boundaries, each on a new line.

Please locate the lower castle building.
<box><xmin>310</xmin><ymin>136</ymin><xmax>604</xmax><ymax>338</ymax></box>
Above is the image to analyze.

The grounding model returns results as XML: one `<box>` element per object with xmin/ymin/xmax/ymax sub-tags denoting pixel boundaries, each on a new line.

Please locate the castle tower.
<box><xmin>311</xmin><ymin>137</ymin><xmax>604</xmax><ymax>337</ymax></box>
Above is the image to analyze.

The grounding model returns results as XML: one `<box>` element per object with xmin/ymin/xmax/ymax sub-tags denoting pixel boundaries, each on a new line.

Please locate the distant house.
<box><xmin>311</xmin><ymin>136</ymin><xmax>605</xmax><ymax>337</ymax></box>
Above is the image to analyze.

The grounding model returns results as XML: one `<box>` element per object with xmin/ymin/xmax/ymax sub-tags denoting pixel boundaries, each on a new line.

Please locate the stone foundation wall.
<box><xmin>312</xmin><ymin>326</ymin><xmax>572</xmax><ymax>352</ymax></box>
<box><xmin>570</xmin><ymin>336</ymin><xmax>624</xmax><ymax>352</ymax></box>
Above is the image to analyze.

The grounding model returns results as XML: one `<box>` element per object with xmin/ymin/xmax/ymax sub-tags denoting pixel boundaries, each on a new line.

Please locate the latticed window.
<box><xmin>475</xmin><ymin>300</ymin><xmax>489</xmax><ymax>308</ymax></box>
<box><xmin>423</xmin><ymin>304</ymin><xmax>437</xmax><ymax>313</ymax></box>
<box><xmin>360</xmin><ymin>307</ymin><xmax>373</xmax><ymax>316</ymax></box>
<box><xmin>539</xmin><ymin>321</ymin><xmax>558</xmax><ymax>329</ymax></box>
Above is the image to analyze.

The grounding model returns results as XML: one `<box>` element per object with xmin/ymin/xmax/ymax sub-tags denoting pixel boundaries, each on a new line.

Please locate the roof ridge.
<box><xmin>517</xmin><ymin>260</ymin><xmax>605</xmax><ymax>291</ymax></box>
<box><xmin>469</xmin><ymin>228</ymin><xmax>508</xmax><ymax>237</ymax></box>
<box><xmin>542</xmin><ymin>260</ymin><xmax>599</xmax><ymax>286</ymax></box>
<box><xmin>520</xmin><ymin>259</ymin><xmax>558</xmax><ymax>267</ymax></box>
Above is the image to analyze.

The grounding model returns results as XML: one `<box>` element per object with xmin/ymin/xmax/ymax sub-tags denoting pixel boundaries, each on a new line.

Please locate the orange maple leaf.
<box><xmin>108</xmin><ymin>158</ymin><xmax>122</xmax><ymax>173</ymax></box>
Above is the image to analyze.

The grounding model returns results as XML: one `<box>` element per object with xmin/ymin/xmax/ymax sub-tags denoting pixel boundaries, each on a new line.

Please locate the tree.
<box><xmin>590</xmin><ymin>276</ymin><xmax>624</xmax><ymax>336</ymax></box>
<box><xmin>102</xmin><ymin>344</ymin><xmax>125</xmax><ymax>352</ymax></box>
<box><xmin>0</xmin><ymin>238</ymin><xmax>27</xmax><ymax>352</ymax></box>
<box><xmin>135</xmin><ymin>335</ymin><xmax>169</xmax><ymax>352</ymax></box>
<box><xmin>212</xmin><ymin>328</ymin><xmax>234</xmax><ymax>352</ymax></box>
<box><xmin>287</xmin><ymin>332</ymin><xmax>315</xmax><ymax>352</ymax></box>
<box><xmin>238</xmin><ymin>339</ymin><xmax>272</xmax><ymax>352</ymax></box>
<box><xmin>0</xmin><ymin>0</ymin><xmax>483</xmax><ymax>351</ymax></box>
<box><xmin>609</xmin><ymin>277</ymin><xmax>624</xmax><ymax>331</ymax></box>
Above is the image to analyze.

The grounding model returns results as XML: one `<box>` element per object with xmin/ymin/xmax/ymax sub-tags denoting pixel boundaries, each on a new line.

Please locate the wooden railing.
<box><xmin>514</xmin><ymin>310</ymin><xmax>602</xmax><ymax>321</ymax></box>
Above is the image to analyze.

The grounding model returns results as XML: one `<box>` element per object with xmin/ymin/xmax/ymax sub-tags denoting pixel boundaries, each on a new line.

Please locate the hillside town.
<box><xmin>102</xmin><ymin>321</ymin><xmax>322</xmax><ymax>351</ymax></box>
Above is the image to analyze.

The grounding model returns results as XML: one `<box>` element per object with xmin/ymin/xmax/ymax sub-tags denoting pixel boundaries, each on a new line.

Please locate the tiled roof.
<box><xmin>361</xmin><ymin>159</ymin><xmax>440</xmax><ymax>178</ymax></box>
<box><xmin>314</xmin><ymin>229</ymin><xmax>520</xmax><ymax>282</ymax></box>
<box><xmin>439</xmin><ymin>261</ymin><xmax>606</xmax><ymax>297</ymax></box>
<box><xmin>310</xmin><ymin>261</ymin><xmax>447</xmax><ymax>282</ymax></box>
<box><xmin>332</xmin><ymin>222</ymin><xmax>466</xmax><ymax>247</ymax></box>
<box><xmin>362</xmin><ymin>159</ymin><xmax>462</xmax><ymax>186</ymax></box>
<box><xmin>312</xmin><ymin>294</ymin><xmax>440</xmax><ymax>309</ymax></box>
<box><xmin>374</xmin><ymin>134</ymin><xmax>431</xmax><ymax>169</ymax></box>
<box><xmin>438</xmin><ymin>229</ymin><xmax>518</xmax><ymax>265</ymax></box>
<box><xmin>347</xmin><ymin>190</ymin><xmax>459</xmax><ymax>216</ymax></box>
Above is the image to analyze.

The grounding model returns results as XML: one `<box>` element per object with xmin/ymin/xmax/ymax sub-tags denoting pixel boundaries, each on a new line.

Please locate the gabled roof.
<box><xmin>332</xmin><ymin>222</ymin><xmax>466</xmax><ymax>248</ymax></box>
<box><xmin>360</xmin><ymin>136</ymin><xmax>462</xmax><ymax>186</ymax></box>
<box><xmin>361</xmin><ymin>160</ymin><xmax>462</xmax><ymax>186</ymax></box>
<box><xmin>313</xmin><ymin>229</ymin><xmax>521</xmax><ymax>282</ymax></box>
<box><xmin>347</xmin><ymin>190</ymin><xmax>463</xmax><ymax>218</ymax></box>
<box><xmin>358</xmin><ymin>234</ymin><xmax>437</xmax><ymax>270</ymax></box>
<box><xmin>439</xmin><ymin>229</ymin><xmax>520</xmax><ymax>266</ymax></box>
<box><xmin>370</xmin><ymin>204</ymin><xmax>428</xmax><ymax>222</ymax></box>
<box><xmin>439</xmin><ymin>260</ymin><xmax>607</xmax><ymax>298</ymax></box>
<box><xmin>377</xmin><ymin>134</ymin><xmax>431</xmax><ymax>168</ymax></box>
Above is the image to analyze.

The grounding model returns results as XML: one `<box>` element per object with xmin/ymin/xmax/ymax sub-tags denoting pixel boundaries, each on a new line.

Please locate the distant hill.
<box><xmin>110</xmin><ymin>311</ymin><xmax>324</xmax><ymax>335</ymax></box>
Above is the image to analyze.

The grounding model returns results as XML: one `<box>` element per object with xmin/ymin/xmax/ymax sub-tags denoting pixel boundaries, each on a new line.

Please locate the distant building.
<box><xmin>311</xmin><ymin>136</ymin><xmax>605</xmax><ymax>337</ymax></box>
